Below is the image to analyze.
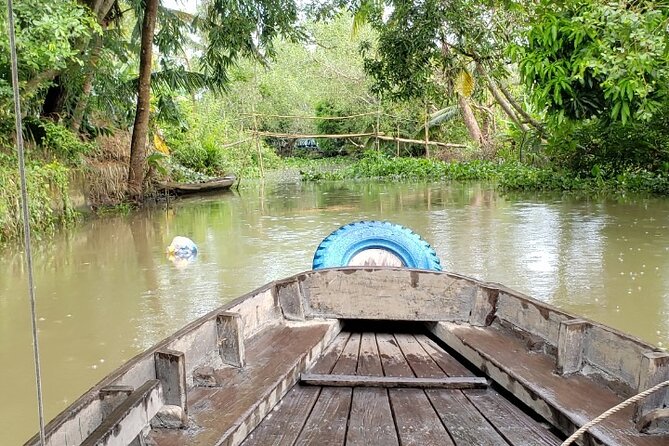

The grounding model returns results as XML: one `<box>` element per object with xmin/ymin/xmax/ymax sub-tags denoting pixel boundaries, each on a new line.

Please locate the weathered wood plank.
<box><xmin>275</xmin><ymin>279</ymin><xmax>305</xmax><ymax>321</ymax></box>
<box><xmin>149</xmin><ymin>322</ymin><xmax>338</xmax><ymax>446</ymax></box>
<box><xmin>415</xmin><ymin>335</ymin><xmax>473</xmax><ymax>377</ymax></box>
<box><xmin>357</xmin><ymin>332</ymin><xmax>384</xmax><ymax>376</ymax></box>
<box><xmin>376</xmin><ymin>333</ymin><xmax>454</xmax><ymax>445</ymax></box>
<box><xmin>347</xmin><ymin>332</ymin><xmax>399</xmax><ymax>446</ymax></box>
<box><xmin>557</xmin><ymin>319</ymin><xmax>589</xmax><ymax>375</ymax></box>
<box><xmin>81</xmin><ymin>380</ymin><xmax>163</xmax><ymax>446</ymax></box>
<box><xmin>394</xmin><ymin>333</ymin><xmax>445</xmax><ymax>378</ymax></box>
<box><xmin>294</xmin><ymin>333</ymin><xmax>361</xmax><ymax>446</ymax></box>
<box><xmin>395</xmin><ymin>334</ymin><xmax>506</xmax><ymax>445</ymax></box>
<box><xmin>240</xmin><ymin>386</ymin><xmax>321</xmax><ymax>446</ymax></box>
<box><xmin>465</xmin><ymin>389</ymin><xmax>562</xmax><ymax>446</ymax></box>
<box><xmin>292</xmin><ymin>387</ymin><xmax>352</xmax><ymax>446</ymax></box>
<box><xmin>331</xmin><ymin>332</ymin><xmax>361</xmax><ymax>375</ymax></box>
<box><xmin>390</xmin><ymin>388</ymin><xmax>455</xmax><ymax>446</ymax></box>
<box><xmin>300</xmin><ymin>373</ymin><xmax>488</xmax><ymax>389</ymax></box>
<box><xmin>416</xmin><ymin>335</ymin><xmax>561</xmax><ymax>445</ymax></box>
<box><xmin>431</xmin><ymin>322</ymin><xmax>669</xmax><ymax>446</ymax></box>
<box><xmin>301</xmin><ymin>269</ymin><xmax>477</xmax><ymax>321</ymax></box>
<box><xmin>240</xmin><ymin>333</ymin><xmax>352</xmax><ymax>446</ymax></box>
<box><xmin>217</xmin><ymin>312</ymin><xmax>245</xmax><ymax>368</ymax></box>
<box><xmin>427</xmin><ymin>389</ymin><xmax>509</xmax><ymax>446</ymax></box>
<box><xmin>635</xmin><ymin>351</ymin><xmax>669</xmax><ymax>423</ymax></box>
<box><xmin>376</xmin><ymin>333</ymin><xmax>414</xmax><ymax>377</ymax></box>
<box><xmin>155</xmin><ymin>350</ymin><xmax>188</xmax><ymax>423</ymax></box>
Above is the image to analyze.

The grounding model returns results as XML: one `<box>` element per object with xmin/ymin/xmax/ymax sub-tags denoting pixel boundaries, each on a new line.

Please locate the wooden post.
<box><xmin>252</xmin><ymin>112</ymin><xmax>264</xmax><ymax>178</ymax></box>
<box><xmin>557</xmin><ymin>319</ymin><xmax>589</xmax><ymax>375</ymax></box>
<box><xmin>635</xmin><ymin>351</ymin><xmax>669</xmax><ymax>423</ymax></box>
<box><xmin>155</xmin><ymin>350</ymin><xmax>188</xmax><ymax>426</ymax></box>
<box><xmin>217</xmin><ymin>312</ymin><xmax>245</xmax><ymax>367</ymax></box>
<box><xmin>375</xmin><ymin>104</ymin><xmax>381</xmax><ymax>152</ymax></box>
<box><xmin>99</xmin><ymin>385</ymin><xmax>134</xmax><ymax>418</ymax></box>
<box><xmin>468</xmin><ymin>288</ymin><xmax>498</xmax><ymax>326</ymax></box>
<box><xmin>424</xmin><ymin>105</ymin><xmax>430</xmax><ymax>158</ymax></box>
<box><xmin>396</xmin><ymin>122</ymin><xmax>400</xmax><ymax>156</ymax></box>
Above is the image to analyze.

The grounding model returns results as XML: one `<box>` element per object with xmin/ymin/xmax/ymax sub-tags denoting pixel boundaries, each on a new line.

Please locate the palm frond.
<box><xmin>427</xmin><ymin>105</ymin><xmax>459</xmax><ymax>127</ymax></box>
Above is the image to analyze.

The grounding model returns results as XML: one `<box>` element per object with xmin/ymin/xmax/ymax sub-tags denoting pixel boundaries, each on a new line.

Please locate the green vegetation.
<box><xmin>1</xmin><ymin>1</ymin><xmax>669</xmax><ymax>240</ymax></box>
<box><xmin>299</xmin><ymin>152</ymin><xmax>669</xmax><ymax>195</ymax></box>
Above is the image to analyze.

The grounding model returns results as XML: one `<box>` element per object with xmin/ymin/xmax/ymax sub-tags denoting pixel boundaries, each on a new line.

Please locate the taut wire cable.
<box><xmin>6</xmin><ymin>0</ymin><xmax>46</xmax><ymax>443</ymax></box>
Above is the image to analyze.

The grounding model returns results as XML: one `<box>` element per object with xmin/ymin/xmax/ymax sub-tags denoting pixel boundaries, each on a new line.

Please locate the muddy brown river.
<box><xmin>2</xmin><ymin>180</ymin><xmax>668</xmax><ymax>444</ymax></box>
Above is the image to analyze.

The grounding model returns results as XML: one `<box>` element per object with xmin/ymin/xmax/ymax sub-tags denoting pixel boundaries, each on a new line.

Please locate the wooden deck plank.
<box><xmin>376</xmin><ymin>333</ymin><xmax>414</xmax><ymax>377</ymax></box>
<box><xmin>294</xmin><ymin>333</ymin><xmax>361</xmax><ymax>446</ymax></box>
<box><xmin>347</xmin><ymin>332</ymin><xmax>399</xmax><ymax>446</ymax></box>
<box><xmin>356</xmin><ymin>332</ymin><xmax>384</xmax><ymax>376</ymax></box>
<box><xmin>376</xmin><ymin>334</ymin><xmax>454</xmax><ymax>445</ymax></box>
<box><xmin>465</xmin><ymin>389</ymin><xmax>562</xmax><ymax>446</ymax></box>
<box><xmin>240</xmin><ymin>386</ymin><xmax>321</xmax><ymax>446</ymax></box>
<box><xmin>241</xmin><ymin>332</ymin><xmax>350</xmax><ymax>446</ymax></box>
<box><xmin>310</xmin><ymin>332</ymin><xmax>351</xmax><ymax>374</ymax></box>
<box><xmin>331</xmin><ymin>332</ymin><xmax>361</xmax><ymax>375</ymax></box>
<box><xmin>149</xmin><ymin>323</ymin><xmax>335</xmax><ymax>446</ymax></box>
<box><xmin>395</xmin><ymin>334</ymin><xmax>508</xmax><ymax>446</ymax></box>
<box><xmin>433</xmin><ymin>322</ymin><xmax>669</xmax><ymax>446</ymax></box>
<box><xmin>390</xmin><ymin>388</ymin><xmax>455</xmax><ymax>446</ymax></box>
<box><xmin>394</xmin><ymin>333</ymin><xmax>447</xmax><ymax>378</ymax></box>
<box><xmin>419</xmin><ymin>334</ymin><xmax>563</xmax><ymax>445</ymax></box>
<box><xmin>415</xmin><ymin>335</ymin><xmax>473</xmax><ymax>377</ymax></box>
<box><xmin>426</xmin><ymin>389</ymin><xmax>509</xmax><ymax>446</ymax></box>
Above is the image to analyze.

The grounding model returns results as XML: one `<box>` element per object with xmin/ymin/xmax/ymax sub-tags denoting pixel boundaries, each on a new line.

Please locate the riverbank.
<box><xmin>296</xmin><ymin>152</ymin><xmax>669</xmax><ymax>195</ymax></box>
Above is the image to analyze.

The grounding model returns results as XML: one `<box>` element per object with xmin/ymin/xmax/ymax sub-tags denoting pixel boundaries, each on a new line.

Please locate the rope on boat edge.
<box><xmin>561</xmin><ymin>379</ymin><xmax>669</xmax><ymax>446</ymax></box>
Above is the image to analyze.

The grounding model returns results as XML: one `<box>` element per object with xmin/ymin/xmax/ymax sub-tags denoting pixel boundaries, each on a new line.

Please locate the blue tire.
<box><xmin>312</xmin><ymin>221</ymin><xmax>442</xmax><ymax>271</ymax></box>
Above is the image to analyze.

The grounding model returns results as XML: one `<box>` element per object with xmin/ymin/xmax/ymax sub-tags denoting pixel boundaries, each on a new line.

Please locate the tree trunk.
<box><xmin>457</xmin><ymin>94</ymin><xmax>484</xmax><ymax>146</ymax></box>
<box><xmin>127</xmin><ymin>0</ymin><xmax>158</xmax><ymax>200</ymax></box>
<box><xmin>486</xmin><ymin>80</ymin><xmax>528</xmax><ymax>132</ymax></box>
<box><xmin>70</xmin><ymin>35</ymin><xmax>103</xmax><ymax>132</ymax></box>
<box><xmin>498</xmin><ymin>82</ymin><xmax>545</xmax><ymax>133</ymax></box>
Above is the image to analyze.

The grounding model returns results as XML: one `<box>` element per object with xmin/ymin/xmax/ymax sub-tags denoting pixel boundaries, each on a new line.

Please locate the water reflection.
<box><xmin>2</xmin><ymin>180</ymin><xmax>669</xmax><ymax>444</ymax></box>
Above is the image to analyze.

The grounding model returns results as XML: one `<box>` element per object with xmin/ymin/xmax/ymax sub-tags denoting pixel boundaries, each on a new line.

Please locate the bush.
<box><xmin>0</xmin><ymin>159</ymin><xmax>76</xmax><ymax>242</ymax></box>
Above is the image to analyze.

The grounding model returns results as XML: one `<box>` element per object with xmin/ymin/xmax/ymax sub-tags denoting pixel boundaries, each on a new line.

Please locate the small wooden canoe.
<box><xmin>157</xmin><ymin>175</ymin><xmax>236</xmax><ymax>195</ymax></box>
<box><xmin>26</xmin><ymin>268</ymin><xmax>669</xmax><ymax>446</ymax></box>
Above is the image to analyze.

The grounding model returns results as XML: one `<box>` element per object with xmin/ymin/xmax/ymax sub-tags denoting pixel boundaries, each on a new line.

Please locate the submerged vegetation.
<box><xmin>0</xmin><ymin>1</ymin><xmax>668</xmax><ymax>239</ymax></box>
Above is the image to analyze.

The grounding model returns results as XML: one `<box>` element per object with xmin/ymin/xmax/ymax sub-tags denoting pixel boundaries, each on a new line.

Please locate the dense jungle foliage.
<box><xmin>0</xmin><ymin>0</ymin><xmax>668</xmax><ymax>240</ymax></box>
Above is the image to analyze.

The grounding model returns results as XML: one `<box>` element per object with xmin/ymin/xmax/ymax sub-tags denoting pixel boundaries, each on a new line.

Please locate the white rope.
<box><xmin>6</xmin><ymin>0</ymin><xmax>46</xmax><ymax>444</ymax></box>
<box><xmin>561</xmin><ymin>379</ymin><xmax>669</xmax><ymax>446</ymax></box>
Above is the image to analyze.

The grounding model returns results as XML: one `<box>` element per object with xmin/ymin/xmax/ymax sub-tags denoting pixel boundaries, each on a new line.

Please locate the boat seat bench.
<box><xmin>431</xmin><ymin>321</ymin><xmax>669</xmax><ymax>446</ymax></box>
<box><xmin>148</xmin><ymin>321</ymin><xmax>338</xmax><ymax>446</ymax></box>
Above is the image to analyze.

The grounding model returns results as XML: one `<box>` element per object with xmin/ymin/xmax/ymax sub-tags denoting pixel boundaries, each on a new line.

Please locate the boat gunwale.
<box><xmin>26</xmin><ymin>266</ymin><xmax>666</xmax><ymax>445</ymax></box>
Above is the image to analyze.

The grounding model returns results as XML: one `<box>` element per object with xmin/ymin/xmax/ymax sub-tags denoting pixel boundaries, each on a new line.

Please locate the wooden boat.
<box><xmin>157</xmin><ymin>175</ymin><xmax>236</xmax><ymax>195</ymax></box>
<box><xmin>25</xmin><ymin>267</ymin><xmax>669</xmax><ymax>446</ymax></box>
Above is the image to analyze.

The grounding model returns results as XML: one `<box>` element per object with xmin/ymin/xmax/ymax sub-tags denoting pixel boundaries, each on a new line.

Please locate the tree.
<box><xmin>515</xmin><ymin>1</ymin><xmax>669</xmax><ymax>125</ymax></box>
<box><xmin>127</xmin><ymin>0</ymin><xmax>159</xmax><ymax>199</ymax></box>
<box><xmin>346</xmin><ymin>0</ymin><xmax>540</xmax><ymax>151</ymax></box>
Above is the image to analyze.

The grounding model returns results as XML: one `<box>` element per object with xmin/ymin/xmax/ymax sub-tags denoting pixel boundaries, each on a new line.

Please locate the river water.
<box><xmin>2</xmin><ymin>179</ymin><xmax>669</xmax><ymax>444</ymax></box>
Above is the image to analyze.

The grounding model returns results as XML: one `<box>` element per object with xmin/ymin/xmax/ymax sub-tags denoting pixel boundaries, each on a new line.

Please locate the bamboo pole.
<box><xmin>396</xmin><ymin>122</ymin><xmax>400</xmax><ymax>157</ymax></box>
<box><xmin>252</xmin><ymin>112</ymin><xmax>264</xmax><ymax>178</ymax></box>
<box><xmin>249</xmin><ymin>130</ymin><xmax>466</xmax><ymax>148</ymax></box>
<box><xmin>424</xmin><ymin>105</ymin><xmax>430</xmax><ymax>158</ymax></box>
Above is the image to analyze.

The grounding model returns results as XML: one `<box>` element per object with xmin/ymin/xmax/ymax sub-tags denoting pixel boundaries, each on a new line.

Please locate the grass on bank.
<box><xmin>296</xmin><ymin>151</ymin><xmax>669</xmax><ymax>195</ymax></box>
